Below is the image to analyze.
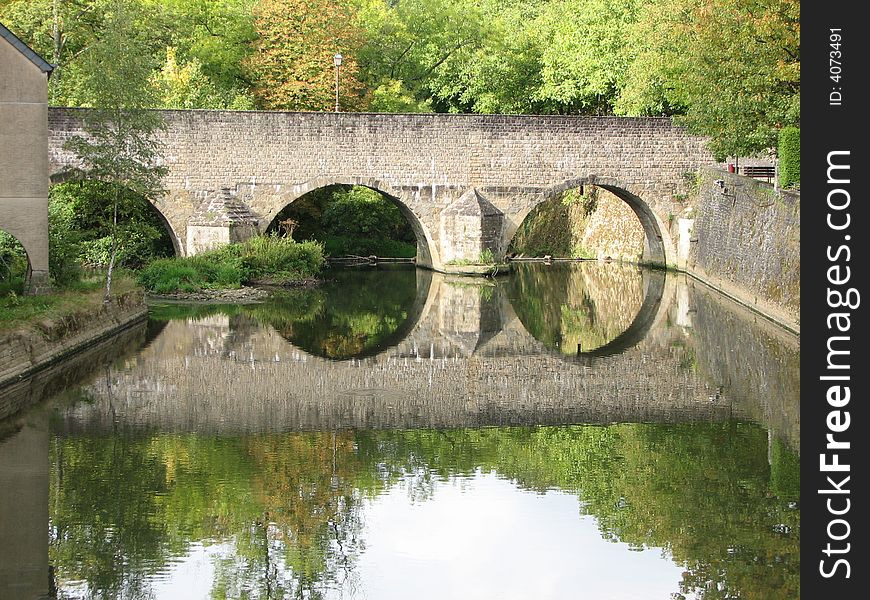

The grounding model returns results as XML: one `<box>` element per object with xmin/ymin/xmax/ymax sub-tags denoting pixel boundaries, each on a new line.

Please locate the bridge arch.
<box><xmin>0</xmin><ymin>228</ymin><xmax>36</xmax><ymax>293</ymax></box>
<box><xmin>508</xmin><ymin>176</ymin><xmax>674</xmax><ymax>265</ymax></box>
<box><xmin>47</xmin><ymin>175</ymin><xmax>183</xmax><ymax>257</ymax></box>
<box><xmin>258</xmin><ymin>176</ymin><xmax>441</xmax><ymax>268</ymax></box>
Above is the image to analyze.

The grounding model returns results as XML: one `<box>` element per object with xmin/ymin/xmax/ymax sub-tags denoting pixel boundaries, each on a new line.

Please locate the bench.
<box><xmin>740</xmin><ymin>166</ymin><xmax>775</xmax><ymax>180</ymax></box>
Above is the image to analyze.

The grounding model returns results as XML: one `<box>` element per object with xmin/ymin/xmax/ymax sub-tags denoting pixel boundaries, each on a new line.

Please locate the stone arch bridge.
<box><xmin>47</xmin><ymin>108</ymin><xmax>716</xmax><ymax>270</ymax></box>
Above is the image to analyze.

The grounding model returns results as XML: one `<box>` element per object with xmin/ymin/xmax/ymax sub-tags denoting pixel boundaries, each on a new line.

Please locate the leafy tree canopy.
<box><xmin>1</xmin><ymin>0</ymin><xmax>799</xmax><ymax>157</ymax></box>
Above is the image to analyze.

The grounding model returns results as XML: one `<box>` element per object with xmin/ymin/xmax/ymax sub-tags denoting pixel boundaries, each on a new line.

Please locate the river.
<box><xmin>0</xmin><ymin>262</ymin><xmax>800</xmax><ymax>599</ymax></box>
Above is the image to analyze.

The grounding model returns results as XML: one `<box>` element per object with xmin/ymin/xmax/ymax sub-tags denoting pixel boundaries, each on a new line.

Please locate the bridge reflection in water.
<box><xmin>0</xmin><ymin>263</ymin><xmax>800</xmax><ymax>600</ymax></box>
<box><xmin>46</xmin><ymin>262</ymin><xmax>798</xmax><ymax>440</ymax></box>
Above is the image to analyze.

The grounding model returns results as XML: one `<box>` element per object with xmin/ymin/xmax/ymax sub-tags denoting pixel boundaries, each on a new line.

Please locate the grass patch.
<box><xmin>138</xmin><ymin>236</ymin><xmax>326</xmax><ymax>294</ymax></box>
<box><xmin>0</xmin><ymin>272</ymin><xmax>137</xmax><ymax>331</ymax></box>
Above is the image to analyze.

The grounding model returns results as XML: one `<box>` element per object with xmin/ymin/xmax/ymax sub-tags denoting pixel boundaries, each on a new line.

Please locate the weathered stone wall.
<box><xmin>683</xmin><ymin>168</ymin><xmax>800</xmax><ymax>329</ymax></box>
<box><xmin>47</xmin><ymin>109</ymin><xmax>716</xmax><ymax>268</ymax></box>
<box><xmin>0</xmin><ymin>290</ymin><xmax>147</xmax><ymax>416</ymax></box>
<box><xmin>0</xmin><ymin>320</ymin><xmax>147</xmax><ymax>422</ymax></box>
<box><xmin>686</xmin><ymin>278</ymin><xmax>800</xmax><ymax>449</ymax></box>
<box><xmin>0</xmin><ymin>33</ymin><xmax>51</xmax><ymax>292</ymax></box>
<box><xmin>579</xmin><ymin>189</ymin><xmax>645</xmax><ymax>260</ymax></box>
<box><xmin>506</xmin><ymin>187</ymin><xmax>645</xmax><ymax>260</ymax></box>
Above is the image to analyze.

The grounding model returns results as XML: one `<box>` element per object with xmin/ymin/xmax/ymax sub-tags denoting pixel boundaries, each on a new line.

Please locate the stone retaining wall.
<box><xmin>0</xmin><ymin>290</ymin><xmax>147</xmax><ymax>418</ymax></box>
<box><xmin>682</xmin><ymin>168</ymin><xmax>800</xmax><ymax>330</ymax></box>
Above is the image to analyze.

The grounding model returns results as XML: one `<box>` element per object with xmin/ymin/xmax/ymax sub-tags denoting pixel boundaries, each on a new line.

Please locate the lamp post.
<box><xmin>333</xmin><ymin>52</ymin><xmax>342</xmax><ymax>112</ymax></box>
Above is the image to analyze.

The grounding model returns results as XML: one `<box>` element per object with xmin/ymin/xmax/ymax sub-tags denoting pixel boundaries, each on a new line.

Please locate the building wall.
<box><xmin>0</xmin><ymin>40</ymin><xmax>51</xmax><ymax>291</ymax></box>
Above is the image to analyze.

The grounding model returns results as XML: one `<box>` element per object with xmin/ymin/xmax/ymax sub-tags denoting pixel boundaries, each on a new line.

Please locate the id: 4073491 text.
<box><xmin>829</xmin><ymin>29</ymin><xmax>843</xmax><ymax>106</ymax></box>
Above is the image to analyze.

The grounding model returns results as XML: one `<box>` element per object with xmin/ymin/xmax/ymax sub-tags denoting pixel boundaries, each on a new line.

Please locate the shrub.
<box><xmin>137</xmin><ymin>256</ymin><xmax>246</xmax><ymax>294</ymax></box>
<box><xmin>0</xmin><ymin>231</ymin><xmax>28</xmax><ymax>296</ymax></box>
<box><xmin>137</xmin><ymin>236</ymin><xmax>325</xmax><ymax>293</ymax></box>
<box><xmin>236</xmin><ymin>235</ymin><xmax>326</xmax><ymax>280</ymax></box>
<box><xmin>49</xmin><ymin>182</ymin><xmax>175</xmax><ymax>269</ymax></box>
<box><xmin>778</xmin><ymin>127</ymin><xmax>800</xmax><ymax>188</ymax></box>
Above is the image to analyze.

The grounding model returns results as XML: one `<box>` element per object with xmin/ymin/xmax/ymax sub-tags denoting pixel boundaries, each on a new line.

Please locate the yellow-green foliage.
<box><xmin>778</xmin><ymin>127</ymin><xmax>800</xmax><ymax>188</ymax></box>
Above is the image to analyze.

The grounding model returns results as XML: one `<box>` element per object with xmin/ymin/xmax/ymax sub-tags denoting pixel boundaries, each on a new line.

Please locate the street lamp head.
<box><xmin>333</xmin><ymin>53</ymin><xmax>343</xmax><ymax>67</ymax></box>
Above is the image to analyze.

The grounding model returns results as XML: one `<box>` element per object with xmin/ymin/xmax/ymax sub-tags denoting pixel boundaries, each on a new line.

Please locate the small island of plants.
<box><xmin>137</xmin><ymin>235</ymin><xmax>326</xmax><ymax>295</ymax></box>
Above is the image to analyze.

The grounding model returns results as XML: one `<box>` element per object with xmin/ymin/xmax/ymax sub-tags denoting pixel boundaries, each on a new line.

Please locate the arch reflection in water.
<box><xmin>506</xmin><ymin>261</ymin><xmax>665</xmax><ymax>358</ymax></box>
<box><xmin>263</xmin><ymin>265</ymin><xmax>429</xmax><ymax>360</ymax></box>
<box><xmin>84</xmin><ymin>264</ymin><xmax>746</xmax><ymax>433</ymax></box>
<box><xmin>148</xmin><ymin>265</ymin><xmax>428</xmax><ymax>361</ymax></box>
<box><xmin>146</xmin><ymin>261</ymin><xmax>662</xmax><ymax>364</ymax></box>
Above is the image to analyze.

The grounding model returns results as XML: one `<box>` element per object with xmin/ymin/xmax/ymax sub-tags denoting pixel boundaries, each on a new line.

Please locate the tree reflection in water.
<box><xmin>507</xmin><ymin>262</ymin><xmax>647</xmax><ymax>354</ymax></box>
<box><xmin>48</xmin><ymin>423</ymin><xmax>799</xmax><ymax>599</ymax></box>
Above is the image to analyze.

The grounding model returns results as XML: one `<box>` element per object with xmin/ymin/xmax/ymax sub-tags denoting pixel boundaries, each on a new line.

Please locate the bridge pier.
<box><xmin>185</xmin><ymin>188</ymin><xmax>259</xmax><ymax>255</ymax></box>
<box><xmin>438</xmin><ymin>188</ymin><xmax>505</xmax><ymax>266</ymax></box>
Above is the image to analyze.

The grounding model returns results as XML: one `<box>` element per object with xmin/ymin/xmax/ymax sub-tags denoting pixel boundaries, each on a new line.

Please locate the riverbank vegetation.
<box><xmin>2</xmin><ymin>0</ymin><xmax>799</xmax><ymax>159</ymax></box>
<box><xmin>0</xmin><ymin>271</ymin><xmax>138</xmax><ymax>330</ymax></box>
<box><xmin>137</xmin><ymin>236</ymin><xmax>325</xmax><ymax>294</ymax></box>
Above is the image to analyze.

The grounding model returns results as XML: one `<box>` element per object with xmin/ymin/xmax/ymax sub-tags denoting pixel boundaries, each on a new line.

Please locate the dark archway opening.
<box><xmin>266</xmin><ymin>185</ymin><xmax>417</xmax><ymax>258</ymax></box>
<box><xmin>49</xmin><ymin>181</ymin><xmax>177</xmax><ymax>271</ymax></box>
<box><xmin>0</xmin><ymin>229</ymin><xmax>30</xmax><ymax>297</ymax></box>
<box><xmin>508</xmin><ymin>185</ymin><xmax>645</xmax><ymax>262</ymax></box>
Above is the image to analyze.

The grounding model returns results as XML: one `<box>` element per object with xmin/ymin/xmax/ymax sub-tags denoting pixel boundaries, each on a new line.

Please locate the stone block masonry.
<box><xmin>47</xmin><ymin>109</ymin><xmax>716</xmax><ymax>270</ymax></box>
<box><xmin>683</xmin><ymin>168</ymin><xmax>800</xmax><ymax>331</ymax></box>
<box><xmin>1</xmin><ymin>25</ymin><xmax>53</xmax><ymax>293</ymax></box>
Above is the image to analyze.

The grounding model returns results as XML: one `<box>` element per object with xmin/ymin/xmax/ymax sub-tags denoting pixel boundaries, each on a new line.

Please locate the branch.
<box><xmin>389</xmin><ymin>41</ymin><xmax>416</xmax><ymax>79</ymax></box>
<box><xmin>411</xmin><ymin>40</ymin><xmax>471</xmax><ymax>82</ymax></box>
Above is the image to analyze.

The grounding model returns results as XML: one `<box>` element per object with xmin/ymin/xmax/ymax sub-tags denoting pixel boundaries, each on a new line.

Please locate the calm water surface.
<box><xmin>0</xmin><ymin>263</ymin><xmax>800</xmax><ymax>599</ymax></box>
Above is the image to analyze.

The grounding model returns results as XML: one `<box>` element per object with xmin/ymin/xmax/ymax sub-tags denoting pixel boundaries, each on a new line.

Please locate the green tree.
<box><xmin>355</xmin><ymin>0</ymin><xmax>490</xmax><ymax>112</ymax></box>
<box><xmin>151</xmin><ymin>46</ymin><xmax>255</xmax><ymax>109</ymax></box>
<box><xmin>531</xmin><ymin>0</ymin><xmax>640</xmax><ymax>114</ymax></box>
<box><xmin>1</xmin><ymin>0</ymin><xmax>257</xmax><ymax>108</ymax></box>
<box><xmin>50</xmin><ymin>182</ymin><xmax>174</xmax><ymax>269</ymax></box>
<box><xmin>0</xmin><ymin>0</ymin><xmax>108</xmax><ymax>105</ymax></box>
<box><xmin>63</xmin><ymin>0</ymin><xmax>167</xmax><ymax>298</ymax></box>
<box><xmin>617</xmin><ymin>0</ymin><xmax>800</xmax><ymax>159</ymax></box>
<box><xmin>155</xmin><ymin>0</ymin><xmax>258</xmax><ymax>100</ymax></box>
